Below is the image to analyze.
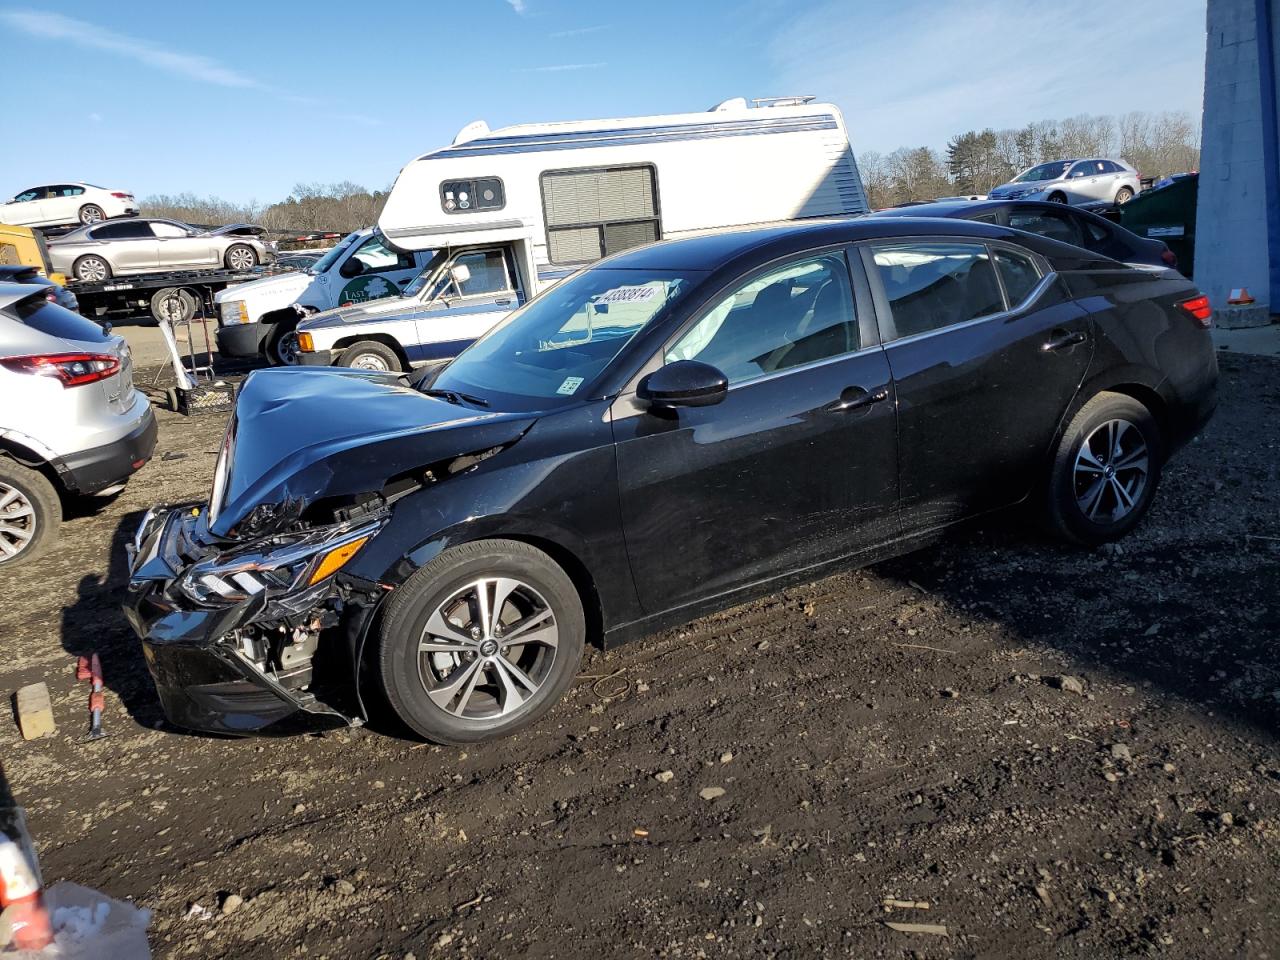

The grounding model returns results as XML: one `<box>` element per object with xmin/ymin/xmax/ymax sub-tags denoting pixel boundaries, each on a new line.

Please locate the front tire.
<box><xmin>73</xmin><ymin>255</ymin><xmax>111</xmax><ymax>282</ymax></box>
<box><xmin>1115</xmin><ymin>186</ymin><xmax>1134</xmax><ymax>205</ymax></box>
<box><xmin>265</xmin><ymin>316</ymin><xmax>301</xmax><ymax>366</ymax></box>
<box><xmin>377</xmin><ymin>539</ymin><xmax>586</xmax><ymax>744</ymax></box>
<box><xmin>78</xmin><ymin>204</ymin><xmax>105</xmax><ymax>225</ymax></box>
<box><xmin>336</xmin><ymin>340</ymin><xmax>402</xmax><ymax>372</ymax></box>
<box><xmin>224</xmin><ymin>244</ymin><xmax>258</xmax><ymax>272</ymax></box>
<box><xmin>1045</xmin><ymin>392</ymin><xmax>1163</xmax><ymax>546</ymax></box>
<box><xmin>1047</xmin><ymin>191</ymin><xmax>1068</xmax><ymax>204</ymax></box>
<box><xmin>0</xmin><ymin>460</ymin><xmax>61</xmax><ymax>568</ymax></box>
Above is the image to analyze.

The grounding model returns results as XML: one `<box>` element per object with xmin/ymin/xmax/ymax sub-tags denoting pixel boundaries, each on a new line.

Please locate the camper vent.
<box><xmin>453</xmin><ymin>120</ymin><xmax>491</xmax><ymax>145</ymax></box>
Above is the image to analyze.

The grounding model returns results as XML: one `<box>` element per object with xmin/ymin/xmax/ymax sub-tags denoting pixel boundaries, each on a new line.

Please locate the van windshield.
<box><xmin>429</xmin><ymin>267</ymin><xmax>700</xmax><ymax>410</ymax></box>
<box><xmin>307</xmin><ymin>233</ymin><xmax>360</xmax><ymax>274</ymax></box>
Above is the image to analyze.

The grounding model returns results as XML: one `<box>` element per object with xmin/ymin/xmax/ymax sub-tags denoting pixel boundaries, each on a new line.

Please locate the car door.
<box><xmin>43</xmin><ymin>185</ymin><xmax>86</xmax><ymax>225</ymax></box>
<box><xmin>409</xmin><ymin>249</ymin><xmax>523</xmax><ymax>361</ymax></box>
<box><xmin>151</xmin><ymin>220</ymin><xmax>217</xmax><ymax>268</ymax></box>
<box><xmin>96</xmin><ymin>220</ymin><xmax>161</xmax><ymax>274</ymax></box>
<box><xmin>4</xmin><ymin>188</ymin><xmax>47</xmax><ymax>226</ymax></box>
<box><xmin>863</xmin><ymin>239</ymin><xmax>1093</xmax><ymax>534</ymax></box>
<box><xmin>613</xmin><ymin>249</ymin><xmax>899</xmax><ymax>615</ymax></box>
<box><xmin>333</xmin><ymin>234</ymin><xmax>422</xmax><ymax>307</ymax></box>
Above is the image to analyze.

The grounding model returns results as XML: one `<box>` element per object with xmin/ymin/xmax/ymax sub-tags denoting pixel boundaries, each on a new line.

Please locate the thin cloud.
<box><xmin>549</xmin><ymin>24</ymin><xmax>609</xmax><ymax>38</ymax></box>
<box><xmin>519</xmin><ymin>62</ymin><xmax>606</xmax><ymax>73</ymax></box>
<box><xmin>0</xmin><ymin>9</ymin><xmax>258</xmax><ymax>88</ymax></box>
<box><xmin>506</xmin><ymin>0</ymin><xmax>527</xmax><ymax>13</ymax></box>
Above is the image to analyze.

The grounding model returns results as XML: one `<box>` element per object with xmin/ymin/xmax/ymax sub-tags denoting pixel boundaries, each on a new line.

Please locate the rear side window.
<box><xmin>1008</xmin><ymin>209</ymin><xmax>1084</xmax><ymax>247</ymax></box>
<box><xmin>993</xmin><ymin>249</ymin><xmax>1041</xmax><ymax>305</ymax></box>
<box><xmin>871</xmin><ymin>242</ymin><xmax>1004</xmax><ymax>340</ymax></box>
<box><xmin>541</xmin><ymin>165</ymin><xmax>660</xmax><ymax>265</ymax></box>
<box><xmin>91</xmin><ymin>221</ymin><xmax>153</xmax><ymax>240</ymax></box>
<box><xmin>11</xmin><ymin>298</ymin><xmax>110</xmax><ymax>344</ymax></box>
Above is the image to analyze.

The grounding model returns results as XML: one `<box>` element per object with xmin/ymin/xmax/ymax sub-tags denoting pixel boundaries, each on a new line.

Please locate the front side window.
<box><xmin>452</xmin><ymin>250</ymin><xmax>512</xmax><ymax>298</ymax></box>
<box><xmin>431</xmin><ymin>266</ymin><xmax>697</xmax><ymax>408</ymax></box>
<box><xmin>441</xmin><ymin>177</ymin><xmax>505</xmax><ymax>214</ymax></box>
<box><xmin>667</xmin><ymin>254</ymin><xmax>858</xmax><ymax>384</ymax></box>
<box><xmin>349</xmin><ymin>235</ymin><xmax>414</xmax><ymax>274</ymax></box>
<box><xmin>150</xmin><ymin>221</ymin><xmax>190</xmax><ymax>239</ymax></box>
<box><xmin>541</xmin><ymin>165</ymin><xmax>660</xmax><ymax>265</ymax></box>
<box><xmin>871</xmin><ymin>242</ymin><xmax>1004</xmax><ymax>340</ymax></box>
<box><xmin>13</xmin><ymin>189</ymin><xmax>43</xmax><ymax>203</ymax></box>
<box><xmin>993</xmin><ymin>249</ymin><xmax>1041</xmax><ymax>305</ymax></box>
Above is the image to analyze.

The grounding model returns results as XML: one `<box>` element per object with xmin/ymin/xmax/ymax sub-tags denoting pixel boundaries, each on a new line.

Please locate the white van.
<box><xmin>294</xmin><ymin>96</ymin><xmax>869</xmax><ymax>371</ymax></box>
<box><xmin>214</xmin><ymin>228</ymin><xmax>434</xmax><ymax>365</ymax></box>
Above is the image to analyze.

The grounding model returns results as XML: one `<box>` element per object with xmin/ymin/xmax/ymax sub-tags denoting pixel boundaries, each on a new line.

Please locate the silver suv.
<box><xmin>0</xmin><ymin>283</ymin><xmax>156</xmax><ymax>567</ymax></box>
<box><xmin>988</xmin><ymin>158</ymin><xmax>1140</xmax><ymax>206</ymax></box>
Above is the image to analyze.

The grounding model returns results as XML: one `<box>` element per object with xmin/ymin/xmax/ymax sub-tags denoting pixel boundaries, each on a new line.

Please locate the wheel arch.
<box><xmin>0</xmin><ymin>431</ymin><xmax>67</xmax><ymax>491</ymax></box>
<box><xmin>1053</xmin><ymin>367</ymin><xmax>1173</xmax><ymax>454</ymax></box>
<box><xmin>332</xmin><ymin>333</ymin><xmax>412</xmax><ymax>369</ymax></box>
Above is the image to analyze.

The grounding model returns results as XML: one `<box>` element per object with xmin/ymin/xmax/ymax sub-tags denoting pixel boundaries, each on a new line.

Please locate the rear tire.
<box><xmin>1045</xmin><ymin>391</ymin><xmax>1163</xmax><ymax>546</ymax></box>
<box><xmin>224</xmin><ymin>244</ymin><xmax>258</xmax><ymax>272</ymax></box>
<box><xmin>73</xmin><ymin>255</ymin><xmax>111</xmax><ymax>282</ymax></box>
<box><xmin>0</xmin><ymin>459</ymin><xmax>61</xmax><ymax>568</ymax></box>
<box><xmin>377</xmin><ymin>539</ymin><xmax>586</xmax><ymax>744</ymax></box>
<box><xmin>78</xmin><ymin>204</ymin><xmax>105</xmax><ymax>225</ymax></box>
<box><xmin>336</xmin><ymin>340</ymin><xmax>402</xmax><ymax>372</ymax></box>
<box><xmin>1115</xmin><ymin>186</ymin><xmax>1134</xmax><ymax>205</ymax></box>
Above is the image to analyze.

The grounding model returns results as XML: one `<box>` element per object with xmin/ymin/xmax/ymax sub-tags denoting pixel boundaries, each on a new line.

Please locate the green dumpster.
<box><xmin>1118</xmin><ymin>173</ymin><xmax>1197</xmax><ymax>277</ymax></box>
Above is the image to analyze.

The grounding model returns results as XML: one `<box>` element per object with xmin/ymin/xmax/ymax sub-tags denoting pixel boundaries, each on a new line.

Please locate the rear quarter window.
<box><xmin>11</xmin><ymin>298</ymin><xmax>111</xmax><ymax>344</ymax></box>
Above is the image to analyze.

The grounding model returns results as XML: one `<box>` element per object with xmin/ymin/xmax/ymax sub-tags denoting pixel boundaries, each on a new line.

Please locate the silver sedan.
<box><xmin>49</xmin><ymin>218</ymin><xmax>268</xmax><ymax>282</ymax></box>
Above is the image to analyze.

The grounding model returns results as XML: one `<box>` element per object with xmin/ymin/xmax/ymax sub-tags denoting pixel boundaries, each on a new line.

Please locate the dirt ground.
<box><xmin>1</xmin><ymin>347</ymin><xmax>1278</xmax><ymax>960</ymax></box>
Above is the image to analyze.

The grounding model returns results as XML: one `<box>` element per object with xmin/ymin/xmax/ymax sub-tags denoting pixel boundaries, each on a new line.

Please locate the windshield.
<box><xmin>1013</xmin><ymin>162</ymin><xmax>1071</xmax><ymax>184</ymax></box>
<box><xmin>308</xmin><ymin>232</ymin><xmax>360</xmax><ymax>274</ymax></box>
<box><xmin>400</xmin><ymin>251</ymin><xmax>448</xmax><ymax>298</ymax></box>
<box><xmin>430</xmin><ymin>267</ymin><xmax>700</xmax><ymax>409</ymax></box>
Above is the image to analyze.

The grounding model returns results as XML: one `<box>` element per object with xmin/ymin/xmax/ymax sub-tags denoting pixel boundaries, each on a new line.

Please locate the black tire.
<box><xmin>377</xmin><ymin>539</ymin><xmax>586</xmax><ymax>744</ymax></box>
<box><xmin>73</xmin><ymin>255</ymin><xmax>111</xmax><ymax>282</ymax></box>
<box><xmin>264</xmin><ymin>316</ymin><xmax>300</xmax><ymax>366</ymax></box>
<box><xmin>1045</xmin><ymin>391</ymin><xmax>1163</xmax><ymax>546</ymax></box>
<box><xmin>1115</xmin><ymin>186</ymin><xmax>1134</xmax><ymax>205</ymax></box>
<box><xmin>150</xmin><ymin>287</ymin><xmax>197</xmax><ymax>324</ymax></box>
<box><xmin>1047</xmin><ymin>191</ymin><xmax>1068</xmax><ymax>204</ymax></box>
<box><xmin>0</xmin><ymin>459</ymin><xmax>61</xmax><ymax>568</ymax></box>
<box><xmin>336</xmin><ymin>340</ymin><xmax>402</xmax><ymax>372</ymax></box>
<box><xmin>224</xmin><ymin>244</ymin><xmax>258</xmax><ymax>272</ymax></box>
<box><xmin>78</xmin><ymin>203</ymin><xmax>105</xmax><ymax>225</ymax></box>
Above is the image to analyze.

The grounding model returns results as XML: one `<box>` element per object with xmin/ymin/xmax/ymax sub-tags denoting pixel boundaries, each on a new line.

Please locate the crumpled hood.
<box><xmin>210</xmin><ymin>367</ymin><xmax>536</xmax><ymax>537</ymax></box>
<box><xmin>208</xmin><ymin>223</ymin><xmax>266</xmax><ymax>237</ymax></box>
<box><xmin>214</xmin><ymin>271</ymin><xmax>310</xmax><ymax>306</ymax></box>
<box><xmin>302</xmin><ymin>293</ymin><xmax>425</xmax><ymax>331</ymax></box>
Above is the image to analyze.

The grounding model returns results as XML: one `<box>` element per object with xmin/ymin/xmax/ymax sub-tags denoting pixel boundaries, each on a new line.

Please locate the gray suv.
<box><xmin>988</xmin><ymin>158</ymin><xmax>1140</xmax><ymax>206</ymax></box>
<box><xmin>0</xmin><ymin>283</ymin><xmax>156</xmax><ymax>567</ymax></box>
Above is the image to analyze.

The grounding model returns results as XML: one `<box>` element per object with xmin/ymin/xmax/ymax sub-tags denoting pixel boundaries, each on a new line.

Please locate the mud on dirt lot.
<box><xmin>1</xmin><ymin>353</ymin><xmax>1278</xmax><ymax>960</ymax></box>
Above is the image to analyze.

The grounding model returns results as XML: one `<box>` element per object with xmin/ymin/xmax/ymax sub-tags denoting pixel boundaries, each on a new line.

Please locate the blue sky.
<box><xmin>1</xmin><ymin>0</ymin><xmax>1208</xmax><ymax>205</ymax></box>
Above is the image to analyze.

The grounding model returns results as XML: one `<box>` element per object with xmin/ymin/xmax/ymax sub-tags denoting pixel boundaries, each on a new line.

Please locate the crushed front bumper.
<box><xmin>123</xmin><ymin>507</ymin><xmax>359</xmax><ymax>735</ymax></box>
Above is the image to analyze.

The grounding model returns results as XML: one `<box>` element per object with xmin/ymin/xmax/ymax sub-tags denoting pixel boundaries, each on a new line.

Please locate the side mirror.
<box><xmin>449</xmin><ymin>263</ymin><xmax>471</xmax><ymax>288</ymax></box>
<box><xmin>637</xmin><ymin>360</ymin><xmax>728</xmax><ymax>409</ymax></box>
<box><xmin>339</xmin><ymin>257</ymin><xmax>365</xmax><ymax>279</ymax></box>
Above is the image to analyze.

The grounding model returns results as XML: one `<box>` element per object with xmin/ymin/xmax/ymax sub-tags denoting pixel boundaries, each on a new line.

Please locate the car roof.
<box><xmin>597</xmin><ymin>216</ymin><xmax>1077</xmax><ymax>273</ymax></box>
<box><xmin>869</xmin><ymin>198</ymin><xmax>1117</xmax><ymax>226</ymax></box>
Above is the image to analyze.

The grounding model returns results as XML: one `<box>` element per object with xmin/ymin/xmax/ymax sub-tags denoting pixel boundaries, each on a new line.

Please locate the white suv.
<box><xmin>0</xmin><ymin>283</ymin><xmax>156</xmax><ymax>567</ymax></box>
<box><xmin>988</xmin><ymin>159</ymin><xmax>1140</xmax><ymax>206</ymax></box>
<box><xmin>0</xmin><ymin>183</ymin><xmax>138</xmax><ymax>227</ymax></box>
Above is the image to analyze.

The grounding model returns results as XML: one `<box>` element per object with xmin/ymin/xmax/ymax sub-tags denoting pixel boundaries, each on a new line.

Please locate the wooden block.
<box><xmin>15</xmin><ymin>683</ymin><xmax>55</xmax><ymax>740</ymax></box>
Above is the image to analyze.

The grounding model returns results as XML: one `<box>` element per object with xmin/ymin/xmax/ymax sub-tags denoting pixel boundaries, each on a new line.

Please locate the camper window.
<box><xmin>441</xmin><ymin>177</ymin><xmax>506</xmax><ymax>214</ymax></box>
<box><xmin>540</xmin><ymin>164</ymin><xmax>661</xmax><ymax>265</ymax></box>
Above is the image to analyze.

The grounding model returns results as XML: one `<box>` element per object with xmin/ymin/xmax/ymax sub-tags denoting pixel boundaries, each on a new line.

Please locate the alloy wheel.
<box><xmin>0</xmin><ymin>482</ymin><xmax>37</xmax><ymax>561</ymax></box>
<box><xmin>77</xmin><ymin>258</ymin><xmax>108</xmax><ymax>282</ymax></box>
<box><xmin>80</xmin><ymin>206</ymin><xmax>103</xmax><ymax>224</ymax></box>
<box><xmin>228</xmin><ymin>247</ymin><xmax>255</xmax><ymax>271</ymax></box>
<box><xmin>417</xmin><ymin>577</ymin><xmax>559</xmax><ymax>721</ymax></box>
<box><xmin>1073</xmin><ymin>418</ymin><xmax>1149</xmax><ymax>523</ymax></box>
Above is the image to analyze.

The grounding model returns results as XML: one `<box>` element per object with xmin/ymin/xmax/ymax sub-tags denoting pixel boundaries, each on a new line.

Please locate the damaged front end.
<box><xmin>124</xmin><ymin>504</ymin><xmax>385</xmax><ymax>734</ymax></box>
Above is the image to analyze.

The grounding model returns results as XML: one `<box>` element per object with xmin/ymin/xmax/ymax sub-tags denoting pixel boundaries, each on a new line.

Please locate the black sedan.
<box><xmin>869</xmin><ymin>199</ymin><xmax>1179</xmax><ymax>270</ymax></box>
<box><xmin>124</xmin><ymin>218</ymin><xmax>1217</xmax><ymax>742</ymax></box>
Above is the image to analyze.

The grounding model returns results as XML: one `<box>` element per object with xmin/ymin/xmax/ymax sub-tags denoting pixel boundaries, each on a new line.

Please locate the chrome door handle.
<box><xmin>827</xmin><ymin>386</ymin><xmax>889</xmax><ymax>413</ymax></box>
<box><xmin>1043</xmin><ymin>330</ymin><xmax>1087</xmax><ymax>351</ymax></box>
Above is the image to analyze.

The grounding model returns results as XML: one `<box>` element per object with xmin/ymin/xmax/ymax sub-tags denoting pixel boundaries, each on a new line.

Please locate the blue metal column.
<box><xmin>1257</xmin><ymin>0</ymin><xmax>1280</xmax><ymax>302</ymax></box>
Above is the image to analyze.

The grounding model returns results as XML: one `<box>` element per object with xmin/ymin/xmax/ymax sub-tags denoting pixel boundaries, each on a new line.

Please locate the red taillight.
<box><xmin>0</xmin><ymin>353</ymin><xmax>120</xmax><ymax>387</ymax></box>
<box><xmin>1161</xmin><ymin>248</ymin><xmax>1178</xmax><ymax>268</ymax></box>
<box><xmin>1178</xmin><ymin>295</ymin><xmax>1213</xmax><ymax>328</ymax></box>
<box><xmin>110</xmin><ymin>192</ymin><xmax>132</xmax><ymax>199</ymax></box>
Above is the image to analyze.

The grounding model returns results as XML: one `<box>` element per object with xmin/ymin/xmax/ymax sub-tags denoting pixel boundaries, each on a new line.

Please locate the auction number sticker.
<box><xmin>593</xmin><ymin>285</ymin><xmax>658</xmax><ymax>305</ymax></box>
<box><xmin>556</xmin><ymin>376</ymin><xmax>585</xmax><ymax>395</ymax></box>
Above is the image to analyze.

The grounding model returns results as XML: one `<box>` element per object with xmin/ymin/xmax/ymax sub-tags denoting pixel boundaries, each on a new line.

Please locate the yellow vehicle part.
<box><xmin>0</xmin><ymin>224</ymin><xmax>68</xmax><ymax>286</ymax></box>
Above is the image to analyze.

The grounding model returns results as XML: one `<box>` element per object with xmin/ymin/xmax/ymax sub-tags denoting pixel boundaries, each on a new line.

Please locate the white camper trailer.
<box><xmin>295</xmin><ymin>96</ymin><xmax>868</xmax><ymax>371</ymax></box>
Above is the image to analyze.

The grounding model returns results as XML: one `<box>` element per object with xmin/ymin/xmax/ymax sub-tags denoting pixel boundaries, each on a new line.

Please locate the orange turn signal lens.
<box><xmin>297</xmin><ymin>331</ymin><xmax>315</xmax><ymax>352</ymax></box>
<box><xmin>307</xmin><ymin>536</ymin><xmax>369</xmax><ymax>586</ymax></box>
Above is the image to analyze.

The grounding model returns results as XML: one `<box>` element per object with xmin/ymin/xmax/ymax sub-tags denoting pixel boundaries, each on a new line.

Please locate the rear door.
<box><xmin>410</xmin><ymin>248</ymin><xmax>522</xmax><ymax>361</ymax></box>
<box><xmin>613</xmin><ymin>248</ymin><xmax>898</xmax><ymax>614</ymax></box>
<box><xmin>863</xmin><ymin>239</ymin><xmax>1093</xmax><ymax>533</ymax></box>
<box><xmin>44</xmin><ymin>185</ymin><xmax>85</xmax><ymax>225</ymax></box>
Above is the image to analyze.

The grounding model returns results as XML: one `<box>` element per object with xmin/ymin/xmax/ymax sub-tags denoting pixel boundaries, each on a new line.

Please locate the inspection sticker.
<box><xmin>556</xmin><ymin>376</ymin><xmax>585</xmax><ymax>395</ymax></box>
<box><xmin>593</xmin><ymin>285</ymin><xmax>658</xmax><ymax>305</ymax></box>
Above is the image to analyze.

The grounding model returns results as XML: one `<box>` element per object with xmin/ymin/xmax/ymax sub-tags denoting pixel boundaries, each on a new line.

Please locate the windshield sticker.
<box><xmin>593</xmin><ymin>285</ymin><xmax>658</xmax><ymax>305</ymax></box>
<box><xmin>556</xmin><ymin>376</ymin><xmax>585</xmax><ymax>395</ymax></box>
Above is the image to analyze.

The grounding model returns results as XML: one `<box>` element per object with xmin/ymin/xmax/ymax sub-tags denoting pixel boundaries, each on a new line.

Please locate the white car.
<box><xmin>0</xmin><ymin>183</ymin><xmax>138</xmax><ymax>228</ymax></box>
<box><xmin>988</xmin><ymin>159</ymin><xmax>1140</xmax><ymax>207</ymax></box>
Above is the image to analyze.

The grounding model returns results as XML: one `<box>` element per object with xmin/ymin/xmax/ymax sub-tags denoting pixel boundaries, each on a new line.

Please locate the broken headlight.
<box><xmin>178</xmin><ymin>519</ymin><xmax>383</xmax><ymax>605</ymax></box>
